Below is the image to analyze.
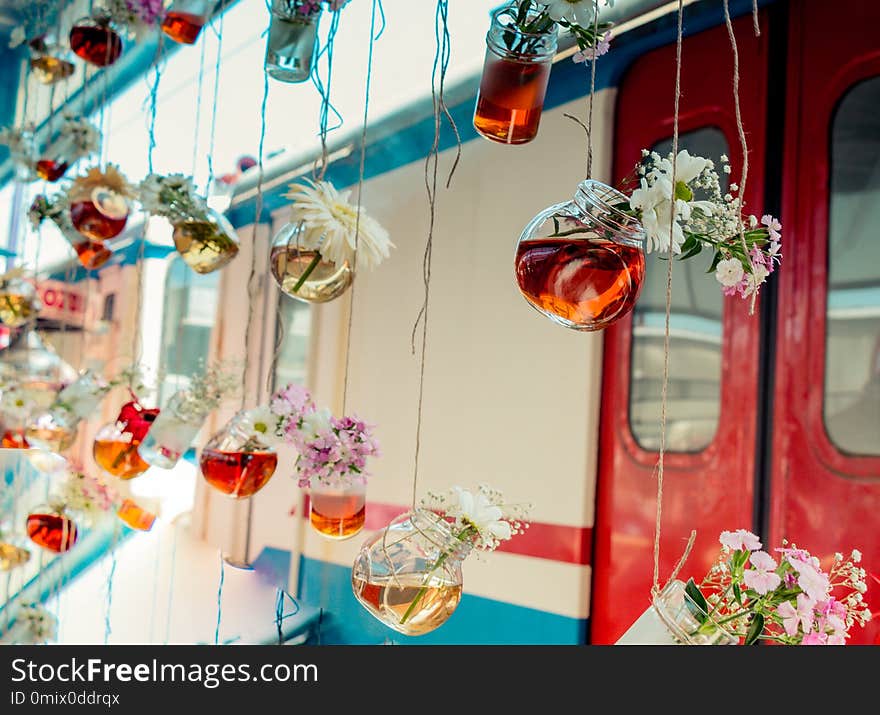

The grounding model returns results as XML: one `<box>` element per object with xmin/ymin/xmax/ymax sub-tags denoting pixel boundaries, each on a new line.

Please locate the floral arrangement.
<box><xmin>282</xmin><ymin>179</ymin><xmax>394</xmax><ymax>289</ymax></box>
<box><xmin>0</xmin><ymin>381</ymin><xmax>40</xmax><ymax>426</ymax></box>
<box><xmin>506</xmin><ymin>1</ymin><xmax>613</xmax><ymax>62</ymax></box>
<box><xmin>51</xmin><ymin>470</ymin><xmax>118</xmax><ymax>527</ymax></box>
<box><xmin>684</xmin><ymin>529</ymin><xmax>871</xmax><ymax>645</ymax></box>
<box><xmin>624</xmin><ymin>149</ymin><xmax>782</xmax><ymax>300</ymax></box>
<box><xmin>15</xmin><ymin>604</ymin><xmax>58</xmax><ymax>644</ymax></box>
<box><xmin>28</xmin><ymin>193</ymin><xmax>71</xmax><ymax>232</ymax></box>
<box><xmin>68</xmin><ymin>165</ymin><xmax>136</xmax><ymax>206</ymax></box>
<box><xmin>0</xmin><ymin>124</ymin><xmax>36</xmax><ymax>171</ymax></box>
<box><xmin>53</xmin><ymin>116</ymin><xmax>102</xmax><ymax>159</ymax></box>
<box><xmin>97</xmin><ymin>0</ymin><xmax>166</xmax><ymax>34</ymax></box>
<box><xmin>275</xmin><ymin>0</ymin><xmax>351</xmax><ymax>20</ymax></box>
<box><xmin>139</xmin><ymin>173</ymin><xmax>207</xmax><ymax>221</ymax></box>
<box><xmin>265</xmin><ymin>382</ymin><xmax>381</xmax><ymax>489</ymax></box>
<box><xmin>169</xmin><ymin>362</ymin><xmax>239</xmax><ymax>422</ymax></box>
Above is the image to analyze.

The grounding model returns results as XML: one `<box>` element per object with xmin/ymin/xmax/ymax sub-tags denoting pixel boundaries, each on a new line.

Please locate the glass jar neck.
<box><xmin>486</xmin><ymin>6</ymin><xmax>557</xmax><ymax>61</ymax></box>
<box><xmin>407</xmin><ymin>509</ymin><xmax>473</xmax><ymax>562</ymax></box>
<box><xmin>272</xmin><ymin>0</ymin><xmax>322</xmax><ymax>23</ymax></box>
<box><xmin>572</xmin><ymin>180</ymin><xmax>646</xmax><ymax>249</ymax></box>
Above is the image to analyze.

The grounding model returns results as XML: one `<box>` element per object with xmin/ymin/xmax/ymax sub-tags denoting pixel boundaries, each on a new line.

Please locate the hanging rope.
<box><xmin>585</xmin><ymin>0</ymin><xmax>600</xmax><ymax>178</ymax></box>
<box><xmin>103</xmin><ymin>522</ymin><xmax>120</xmax><ymax>644</ymax></box>
<box><xmin>206</xmin><ymin>0</ymin><xmax>227</xmax><ymax>188</ymax></box>
<box><xmin>311</xmin><ymin>11</ymin><xmax>344</xmax><ymax>181</ymax></box>
<box><xmin>409</xmin><ymin>0</ymin><xmax>460</xmax><ymax>508</ymax></box>
<box><xmin>214</xmin><ymin>550</ymin><xmax>225</xmax><ymax>645</ymax></box>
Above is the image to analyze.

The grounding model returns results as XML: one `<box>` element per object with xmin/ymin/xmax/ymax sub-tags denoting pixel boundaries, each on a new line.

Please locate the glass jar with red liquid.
<box><xmin>69</xmin><ymin>182</ymin><xmax>130</xmax><ymax>242</ymax></box>
<box><xmin>69</xmin><ymin>14</ymin><xmax>123</xmax><ymax>67</ymax></box>
<box><xmin>473</xmin><ymin>8</ymin><xmax>557</xmax><ymax>145</ymax></box>
<box><xmin>93</xmin><ymin>400</ymin><xmax>160</xmax><ymax>480</ymax></box>
<box><xmin>515</xmin><ymin>180</ymin><xmax>646</xmax><ymax>331</ymax></box>
<box><xmin>162</xmin><ymin>0</ymin><xmax>212</xmax><ymax>45</ymax></box>
<box><xmin>35</xmin><ymin>132</ymin><xmax>80</xmax><ymax>182</ymax></box>
<box><xmin>26</xmin><ymin>507</ymin><xmax>78</xmax><ymax>554</ymax></box>
<box><xmin>200</xmin><ymin>410</ymin><xmax>278</xmax><ymax>499</ymax></box>
<box><xmin>309</xmin><ymin>481</ymin><xmax>366</xmax><ymax>540</ymax></box>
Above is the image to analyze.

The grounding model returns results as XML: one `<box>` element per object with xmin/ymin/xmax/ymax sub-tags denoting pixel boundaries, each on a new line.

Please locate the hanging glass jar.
<box><xmin>265</xmin><ymin>0</ymin><xmax>322</xmax><ymax>83</ymax></box>
<box><xmin>199</xmin><ymin>411</ymin><xmax>278</xmax><ymax>499</ymax></box>
<box><xmin>270</xmin><ymin>221</ymin><xmax>353</xmax><ymax>303</ymax></box>
<box><xmin>0</xmin><ymin>275</ymin><xmax>40</xmax><ymax>328</ymax></box>
<box><xmin>116</xmin><ymin>498</ymin><xmax>157</xmax><ymax>531</ymax></box>
<box><xmin>35</xmin><ymin>118</ymin><xmax>101</xmax><ymax>183</ymax></box>
<box><xmin>351</xmin><ymin>509</ymin><xmax>470</xmax><ymax>636</ymax></box>
<box><xmin>172</xmin><ymin>208</ymin><xmax>240</xmax><ymax>274</ymax></box>
<box><xmin>0</xmin><ymin>329</ymin><xmax>77</xmax><ymax>412</ymax></box>
<box><xmin>473</xmin><ymin>7</ymin><xmax>557</xmax><ymax>145</ymax></box>
<box><xmin>310</xmin><ymin>481</ymin><xmax>366</xmax><ymax>540</ymax></box>
<box><xmin>63</xmin><ymin>226</ymin><xmax>113</xmax><ymax>270</ymax></box>
<box><xmin>138</xmin><ymin>388</ymin><xmax>210</xmax><ymax>469</ymax></box>
<box><xmin>515</xmin><ymin>179</ymin><xmax>646</xmax><ymax>331</ymax></box>
<box><xmin>0</xmin><ymin>541</ymin><xmax>30</xmax><ymax>571</ymax></box>
<box><xmin>69</xmin><ymin>13</ymin><xmax>124</xmax><ymax>67</ymax></box>
<box><xmin>26</xmin><ymin>506</ymin><xmax>78</xmax><ymax>554</ymax></box>
<box><xmin>28</xmin><ymin>36</ymin><xmax>75</xmax><ymax>85</ymax></box>
<box><xmin>1</xmin><ymin>428</ymin><xmax>29</xmax><ymax>449</ymax></box>
<box><xmin>616</xmin><ymin>580</ymin><xmax>739</xmax><ymax>645</ymax></box>
<box><xmin>68</xmin><ymin>167</ymin><xmax>133</xmax><ymax>242</ymax></box>
<box><xmin>162</xmin><ymin>0</ymin><xmax>212</xmax><ymax>44</ymax></box>
<box><xmin>93</xmin><ymin>400</ymin><xmax>159</xmax><ymax>480</ymax></box>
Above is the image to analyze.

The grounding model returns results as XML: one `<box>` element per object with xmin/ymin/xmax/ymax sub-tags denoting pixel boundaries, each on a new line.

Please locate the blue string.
<box><xmin>103</xmin><ymin>524</ymin><xmax>120</xmax><ymax>645</ymax></box>
<box><xmin>214</xmin><ymin>550</ymin><xmax>225</xmax><ymax>645</ymax></box>
<box><xmin>147</xmin><ymin>528</ymin><xmax>161</xmax><ymax>643</ymax></box>
<box><xmin>206</xmin><ymin>1</ymin><xmax>227</xmax><ymax>187</ymax></box>
<box><xmin>191</xmin><ymin>24</ymin><xmax>208</xmax><ymax>178</ymax></box>
<box><xmin>274</xmin><ymin>589</ymin><xmax>301</xmax><ymax>645</ymax></box>
<box><xmin>163</xmin><ymin>526</ymin><xmax>178</xmax><ymax>644</ymax></box>
<box><xmin>311</xmin><ymin>9</ymin><xmax>344</xmax><ymax>178</ymax></box>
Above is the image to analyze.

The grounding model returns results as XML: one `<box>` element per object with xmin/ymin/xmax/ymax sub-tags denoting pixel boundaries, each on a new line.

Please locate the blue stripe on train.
<box><xmin>298</xmin><ymin>556</ymin><xmax>587</xmax><ymax>645</ymax></box>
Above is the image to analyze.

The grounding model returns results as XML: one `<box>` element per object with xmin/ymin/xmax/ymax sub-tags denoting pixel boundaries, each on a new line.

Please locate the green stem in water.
<box><xmin>291</xmin><ymin>251</ymin><xmax>323</xmax><ymax>294</ymax></box>
<box><xmin>112</xmin><ymin>441</ymin><xmax>138</xmax><ymax>470</ymax></box>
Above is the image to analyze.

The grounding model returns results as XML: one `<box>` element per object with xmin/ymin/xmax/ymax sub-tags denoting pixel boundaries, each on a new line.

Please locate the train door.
<box><xmin>768</xmin><ymin>0</ymin><xmax>880</xmax><ymax>644</ymax></box>
<box><xmin>590</xmin><ymin>12</ymin><xmax>769</xmax><ymax>644</ymax></box>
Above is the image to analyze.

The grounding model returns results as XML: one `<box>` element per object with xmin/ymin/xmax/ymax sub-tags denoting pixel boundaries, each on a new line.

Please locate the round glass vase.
<box><xmin>29</xmin><ymin>39</ymin><xmax>76</xmax><ymax>85</ymax></box>
<box><xmin>93</xmin><ymin>401</ymin><xmax>159</xmax><ymax>480</ymax></box>
<box><xmin>69</xmin><ymin>184</ymin><xmax>130</xmax><ymax>241</ymax></box>
<box><xmin>24</xmin><ymin>408</ymin><xmax>79</xmax><ymax>453</ymax></box>
<box><xmin>265</xmin><ymin>1</ymin><xmax>321</xmax><ymax>83</ymax></box>
<box><xmin>69</xmin><ymin>14</ymin><xmax>123</xmax><ymax>67</ymax></box>
<box><xmin>171</xmin><ymin>208</ymin><xmax>240</xmax><ymax>274</ymax></box>
<box><xmin>138</xmin><ymin>390</ymin><xmax>209</xmax><ymax>469</ymax></box>
<box><xmin>270</xmin><ymin>222</ymin><xmax>353</xmax><ymax>303</ymax></box>
<box><xmin>351</xmin><ymin>509</ymin><xmax>471</xmax><ymax>636</ymax></box>
<box><xmin>473</xmin><ymin>8</ymin><xmax>557</xmax><ymax>145</ymax></box>
<box><xmin>515</xmin><ymin>179</ymin><xmax>646</xmax><ymax>331</ymax></box>
<box><xmin>35</xmin><ymin>133</ymin><xmax>81</xmax><ymax>182</ymax></box>
<box><xmin>161</xmin><ymin>0</ymin><xmax>212</xmax><ymax>45</ymax></box>
<box><xmin>0</xmin><ymin>278</ymin><xmax>40</xmax><ymax>328</ymax></box>
<box><xmin>61</xmin><ymin>226</ymin><xmax>112</xmax><ymax>270</ymax></box>
<box><xmin>616</xmin><ymin>580</ymin><xmax>739</xmax><ymax>646</ymax></box>
<box><xmin>309</xmin><ymin>481</ymin><xmax>366</xmax><ymax>540</ymax></box>
<box><xmin>199</xmin><ymin>411</ymin><xmax>278</xmax><ymax>499</ymax></box>
<box><xmin>26</xmin><ymin>507</ymin><xmax>78</xmax><ymax>554</ymax></box>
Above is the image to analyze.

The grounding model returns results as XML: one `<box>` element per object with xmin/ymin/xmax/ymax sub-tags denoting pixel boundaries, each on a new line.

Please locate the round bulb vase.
<box><xmin>199</xmin><ymin>411</ymin><xmax>278</xmax><ymax>499</ymax></box>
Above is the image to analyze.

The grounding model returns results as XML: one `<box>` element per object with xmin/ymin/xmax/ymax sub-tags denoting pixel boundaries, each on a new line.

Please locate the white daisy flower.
<box><xmin>544</xmin><ymin>0</ymin><xmax>597</xmax><ymax>27</ymax></box>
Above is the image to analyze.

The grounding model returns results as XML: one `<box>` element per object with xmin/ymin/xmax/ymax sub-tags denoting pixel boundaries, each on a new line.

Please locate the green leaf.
<box><xmin>679</xmin><ymin>241</ymin><xmax>703</xmax><ymax>261</ymax></box>
<box><xmin>707</xmin><ymin>251</ymin><xmax>722</xmax><ymax>274</ymax></box>
<box><xmin>745</xmin><ymin>613</ymin><xmax>765</xmax><ymax>645</ymax></box>
<box><xmin>733</xmin><ymin>583</ymin><xmax>742</xmax><ymax>606</ymax></box>
<box><xmin>684</xmin><ymin>579</ymin><xmax>709</xmax><ymax>624</ymax></box>
<box><xmin>678</xmin><ymin>235</ymin><xmax>697</xmax><ymax>254</ymax></box>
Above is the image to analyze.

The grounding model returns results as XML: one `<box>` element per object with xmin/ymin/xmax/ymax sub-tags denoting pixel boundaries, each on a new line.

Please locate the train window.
<box><xmin>272</xmin><ymin>297</ymin><xmax>311</xmax><ymax>389</ymax></box>
<box><xmin>823</xmin><ymin>77</ymin><xmax>880</xmax><ymax>456</ymax></box>
<box><xmin>628</xmin><ymin>127</ymin><xmax>728</xmax><ymax>452</ymax></box>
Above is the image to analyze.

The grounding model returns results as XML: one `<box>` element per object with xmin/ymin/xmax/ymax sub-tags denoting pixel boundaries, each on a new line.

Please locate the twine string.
<box><xmin>585</xmin><ymin>0</ymin><xmax>600</xmax><ymax>178</ymax></box>
<box><xmin>206</xmin><ymin>0</ymin><xmax>227</xmax><ymax>188</ymax></box>
<box><xmin>214</xmin><ymin>550</ymin><xmax>225</xmax><ymax>645</ymax></box>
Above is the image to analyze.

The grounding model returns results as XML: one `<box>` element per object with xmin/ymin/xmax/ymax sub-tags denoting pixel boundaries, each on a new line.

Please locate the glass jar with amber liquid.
<box><xmin>0</xmin><ymin>277</ymin><xmax>40</xmax><ymax>328</ymax></box>
<box><xmin>309</xmin><ymin>481</ymin><xmax>366</xmax><ymax>540</ymax></box>
<box><xmin>28</xmin><ymin>37</ymin><xmax>75</xmax><ymax>85</ymax></box>
<box><xmin>172</xmin><ymin>208</ymin><xmax>240</xmax><ymax>274</ymax></box>
<box><xmin>69</xmin><ymin>14</ymin><xmax>123</xmax><ymax>67</ymax></box>
<box><xmin>473</xmin><ymin>7</ymin><xmax>557</xmax><ymax>145</ymax></box>
<box><xmin>93</xmin><ymin>401</ymin><xmax>160</xmax><ymax>480</ymax></box>
<box><xmin>515</xmin><ymin>179</ymin><xmax>646</xmax><ymax>331</ymax></box>
<box><xmin>26</xmin><ymin>506</ymin><xmax>78</xmax><ymax>554</ymax></box>
<box><xmin>270</xmin><ymin>222</ymin><xmax>352</xmax><ymax>303</ymax></box>
<box><xmin>162</xmin><ymin>0</ymin><xmax>212</xmax><ymax>44</ymax></box>
<box><xmin>200</xmin><ymin>411</ymin><xmax>278</xmax><ymax>499</ymax></box>
<box><xmin>69</xmin><ymin>186</ymin><xmax>130</xmax><ymax>242</ymax></box>
<box><xmin>352</xmin><ymin>509</ymin><xmax>471</xmax><ymax>636</ymax></box>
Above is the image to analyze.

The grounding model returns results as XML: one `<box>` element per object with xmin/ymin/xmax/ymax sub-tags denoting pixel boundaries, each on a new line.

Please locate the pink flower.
<box><xmin>719</xmin><ymin>529</ymin><xmax>762</xmax><ymax>552</ymax></box>
<box><xmin>801</xmin><ymin>631</ymin><xmax>827</xmax><ymax>646</ymax></box>
<box><xmin>761</xmin><ymin>214</ymin><xmax>782</xmax><ymax>242</ymax></box>
<box><xmin>826</xmin><ymin>633</ymin><xmax>846</xmax><ymax>645</ymax></box>
<box><xmin>795</xmin><ymin>561</ymin><xmax>831</xmax><ymax>602</ymax></box>
<box><xmin>743</xmin><ymin>551</ymin><xmax>782</xmax><ymax>594</ymax></box>
<box><xmin>777</xmin><ymin>594</ymin><xmax>815</xmax><ymax>636</ymax></box>
<box><xmin>572</xmin><ymin>32</ymin><xmax>612</xmax><ymax>63</ymax></box>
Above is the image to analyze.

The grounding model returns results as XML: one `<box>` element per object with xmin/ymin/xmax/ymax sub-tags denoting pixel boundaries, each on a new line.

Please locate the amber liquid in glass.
<box><xmin>173</xmin><ymin>220</ymin><xmax>239</xmax><ymax>274</ymax></box>
<box><xmin>515</xmin><ymin>237</ymin><xmax>645</xmax><ymax>329</ymax></box>
<box><xmin>0</xmin><ymin>293</ymin><xmax>37</xmax><ymax>327</ymax></box>
<box><xmin>72</xmin><ymin>238</ymin><xmax>112</xmax><ymax>270</ymax></box>
<box><xmin>200</xmin><ymin>449</ymin><xmax>278</xmax><ymax>499</ymax></box>
<box><xmin>117</xmin><ymin>499</ymin><xmax>156</xmax><ymax>531</ymax></box>
<box><xmin>27</xmin><ymin>513</ymin><xmax>78</xmax><ymax>553</ymax></box>
<box><xmin>25</xmin><ymin>425</ymin><xmax>76</xmax><ymax>453</ymax></box>
<box><xmin>269</xmin><ymin>245</ymin><xmax>353</xmax><ymax>303</ymax></box>
<box><xmin>1</xmin><ymin>429</ymin><xmax>29</xmax><ymax>449</ymax></box>
<box><xmin>310</xmin><ymin>493</ymin><xmax>366</xmax><ymax>540</ymax></box>
<box><xmin>352</xmin><ymin>574</ymin><xmax>462</xmax><ymax>636</ymax></box>
<box><xmin>162</xmin><ymin>12</ymin><xmax>206</xmax><ymax>44</ymax></box>
<box><xmin>474</xmin><ymin>55</ymin><xmax>551</xmax><ymax>145</ymax></box>
<box><xmin>35</xmin><ymin>159</ymin><xmax>69</xmax><ymax>182</ymax></box>
<box><xmin>31</xmin><ymin>55</ymin><xmax>75</xmax><ymax>84</ymax></box>
<box><xmin>70</xmin><ymin>200</ymin><xmax>128</xmax><ymax>241</ymax></box>
<box><xmin>94</xmin><ymin>439</ymin><xmax>151</xmax><ymax>480</ymax></box>
<box><xmin>69</xmin><ymin>23</ymin><xmax>123</xmax><ymax>66</ymax></box>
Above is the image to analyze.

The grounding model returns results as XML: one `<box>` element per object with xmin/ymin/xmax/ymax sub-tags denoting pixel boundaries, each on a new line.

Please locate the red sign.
<box><xmin>36</xmin><ymin>280</ymin><xmax>86</xmax><ymax>324</ymax></box>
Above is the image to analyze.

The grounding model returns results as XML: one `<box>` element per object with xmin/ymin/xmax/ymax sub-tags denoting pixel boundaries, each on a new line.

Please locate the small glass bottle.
<box><xmin>28</xmin><ymin>37</ymin><xmax>75</xmax><ymax>85</ymax></box>
<box><xmin>69</xmin><ymin>184</ymin><xmax>130</xmax><ymax>242</ymax></box>
<box><xmin>351</xmin><ymin>509</ymin><xmax>470</xmax><ymax>636</ymax></box>
<box><xmin>172</xmin><ymin>208</ymin><xmax>240</xmax><ymax>274</ymax></box>
<box><xmin>161</xmin><ymin>0</ymin><xmax>212</xmax><ymax>44</ymax></box>
<box><xmin>473</xmin><ymin>8</ymin><xmax>558</xmax><ymax>145</ymax></box>
<box><xmin>515</xmin><ymin>179</ymin><xmax>646</xmax><ymax>331</ymax></box>
<box><xmin>61</xmin><ymin>227</ymin><xmax>113</xmax><ymax>270</ymax></box>
<box><xmin>265</xmin><ymin>1</ymin><xmax>321</xmax><ymax>83</ymax></box>
<box><xmin>0</xmin><ymin>277</ymin><xmax>40</xmax><ymax>328</ymax></box>
<box><xmin>0</xmin><ymin>329</ymin><xmax>78</xmax><ymax>411</ymax></box>
<box><xmin>309</xmin><ymin>481</ymin><xmax>366</xmax><ymax>540</ymax></box>
<box><xmin>69</xmin><ymin>14</ymin><xmax>123</xmax><ymax>67</ymax></box>
<box><xmin>199</xmin><ymin>411</ymin><xmax>278</xmax><ymax>499</ymax></box>
<box><xmin>116</xmin><ymin>499</ymin><xmax>157</xmax><ymax>532</ymax></box>
<box><xmin>26</xmin><ymin>507</ymin><xmax>78</xmax><ymax>554</ymax></box>
<box><xmin>138</xmin><ymin>389</ymin><xmax>210</xmax><ymax>469</ymax></box>
<box><xmin>270</xmin><ymin>222</ymin><xmax>353</xmax><ymax>303</ymax></box>
<box><xmin>93</xmin><ymin>401</ymin><xmax>160</xmax><ymax>480</ymax></box>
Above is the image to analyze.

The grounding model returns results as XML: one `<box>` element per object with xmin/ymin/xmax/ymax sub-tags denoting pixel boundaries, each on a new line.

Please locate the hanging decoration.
<box><xmin>619</xmin><ymin>530</ymin><xmax>872</xmax><ymax>646</ymax></box>
<box><xmin>29</xmin><ymin>194</ymin><xmax>112</xmax><ymax>270</ymax></box>
<box><xmin>270</xmin><ymin>180</ymin><xmax>393</xmax><ymax>304</ymax></box>
<box><xmin>26</xmin><ymin>35</ymin><xmax>76</xmax><ymax>85</ymax></box>
<box><xmin>352</xmin><ymin>484</ymin><xmax>531</xmax><ymax>635</ymax></box>
<box><xmin>0</xmin><ymin>382</ymin><xmax>41</xmax><ymax>449</ymax></box>
<box><xmin>0</xmin><ymin>125</ymin><xmax>37</xmax><ymax>181</ymax></box>
<box><xmin>139</xmin><ymin>174</ymin><xmax>240</xmax><ymax>274</ymax></box>
<box><xmin>69</xmin><ymin>1</ymin><xmax>164</xmax><ymax>68</ymax></box>
<box><xmin>68</xmin><ymin>166</ymin><xmax>136</xmax><ymax>242</ymax></box>
<box><xmin>473</xmin><ymin>1</ymin><xmax>612</xmax><ymax>145</ymax></box>
<box><xmin>139</xmin><ymin>363</ymin><xmax>238</xmax><ymax>469</ymax></box>
<box><xmin>161</xmin><ymin>0</ymin><xmax>211</xmax><ymax>45</ymax></box>
<box><xmin>0</xmin><ymin>329</ymin><xmax>77</xmax><ymax>414</ymax></box>
<box><xmin>115</xmin><ymin>498</ymin><xmax>157</xmax><ymax>531</ymax></box>
<box><xmin>264</xmin><ymin>0</ymin><xmax>344</xmax><ymax>84</ymax></box>
<box><xmin>0</xmin><ymin>267</ymin><xmax>41</xmax><ymax>328</ymax></box>
<box><xmin>5</xmin><ymin>604</ymin><xmax>58</xmax><ymax>645</ymax></box>
<box><xmin>0</xmin><ymin>526</ymin><xmax>31</xmax><ymax>572</ymax></box>
<box><xmin>93</xmin><ymin>399</ymin><xmax>160</xmax><ymax>480</ymax></box>
<box><xmin>34</xmin><ymin>116</ymin><xmax>102</xmax><ymax>183</ymax></box>
<box><xmin>199</xmin><ymin>409</ymin><xmax>279</xmax><ymax>499</ymax></box>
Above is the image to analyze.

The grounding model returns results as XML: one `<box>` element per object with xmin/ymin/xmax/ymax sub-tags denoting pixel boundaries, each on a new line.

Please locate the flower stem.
<box><xmin>291</xmin><ymin>252</ymin><xmax>323</xmax><ymax>294</ymax></box>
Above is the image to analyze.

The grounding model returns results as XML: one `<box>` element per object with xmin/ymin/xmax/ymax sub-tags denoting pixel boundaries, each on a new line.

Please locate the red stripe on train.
<box><xmin>300</xmin><ymin>497</ymin><xmax>592</xmax><ymax>566</ymax></box>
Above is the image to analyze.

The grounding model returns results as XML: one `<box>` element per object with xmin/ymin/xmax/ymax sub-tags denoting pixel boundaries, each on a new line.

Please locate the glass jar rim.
<box><xmin>574</xmin><ymin>179</ymin><xmax>646</xmax><ymax>247</ymax></box>
<box><xmin>487</xmin><ymin>6</ymin><xmax>558</xmax><ymax>58</ymax></box>
<box><xmin>396</xmin><ymin>508</ymin><xmax>473</xmax><ymax>561</ymax></box>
